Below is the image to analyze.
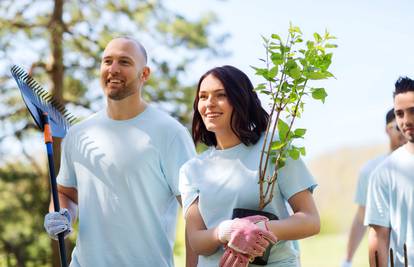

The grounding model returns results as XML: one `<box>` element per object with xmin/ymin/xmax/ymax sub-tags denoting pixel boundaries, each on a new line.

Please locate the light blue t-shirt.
<box><xmin>179</xmin><ymin>135</ymin><xmax>316</xmax><ymax>267</ymax></box>
<box><xmin>57</xmin><ymin>105</ymin><xmax>195</xmax><ymax>267</ymax></box>
<box><xmin>354</xmin><ymin>155</ymin><xmax>387</xmax><ymax>206</ymax></box>
<box><xmin>365</xmin><ymin>145</ymin><xmax>414</xmax><ymax>266</ymax></box>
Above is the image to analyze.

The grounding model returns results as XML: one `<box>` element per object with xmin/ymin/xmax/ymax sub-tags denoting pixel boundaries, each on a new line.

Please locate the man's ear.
<box><xmin>140</xmin><ymin>66</ymin><xmax>151</xmax><ymax>82</ymax></box>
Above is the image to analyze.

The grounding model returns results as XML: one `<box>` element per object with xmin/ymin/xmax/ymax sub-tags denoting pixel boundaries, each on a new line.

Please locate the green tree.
<box><xmin>0</xmin><ymin>1</ymin><xmax>227</xmax><ymax>266</ymax></box>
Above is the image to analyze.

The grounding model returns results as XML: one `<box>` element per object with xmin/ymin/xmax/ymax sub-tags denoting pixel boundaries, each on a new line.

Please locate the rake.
<box><xmin>10</xmin><ymin>65</ymin><xmax>78</xmax><ymax>267</ymax></box>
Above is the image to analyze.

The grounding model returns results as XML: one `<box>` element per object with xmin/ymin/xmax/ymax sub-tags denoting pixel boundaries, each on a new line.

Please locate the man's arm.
<box><xmin>49</xmin><ymin>185</ymin><xmax>78</xmax><ymax>224</ymax></box>
<box><xmin>176</xmin><ymin>196</ymin><xmax>198</xmax><ymax>267</ymax></box>
<box><xmin>368</xmin><ymin>225</ymin><xmax>390</xmax><ymax>267</ymax></box>
<box><xmin>344</xmin><ymin>206</ymin><xmax>367</xmax><ymax>262</ymax></box>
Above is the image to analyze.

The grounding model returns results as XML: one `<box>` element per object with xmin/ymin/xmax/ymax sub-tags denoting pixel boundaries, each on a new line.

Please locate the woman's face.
<box><xmin>198</xmin><ymin>74</ymin><xmax>234</xmax><ymax>136</ymax></box>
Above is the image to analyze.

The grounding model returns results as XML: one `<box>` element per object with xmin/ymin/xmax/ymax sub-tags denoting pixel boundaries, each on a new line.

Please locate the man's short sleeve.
<box><xmin>56</xmin><ymin>132</ymin><xmax>78</xmax><ymax>188</ymax></box>
<box><xmin>178</xmin><ymin>164</ymin><xmax>199</xmax><ymax>218</ymax></box>
<box><xmin>161</xmin><ymin>127</ymin><xmax>196</xmax><ymax>196</ymax></box>
<box><xmin>364</xmin><ymin>168</ymin><xmax>390</xmax><ymax>227</ymax></box>
<box><xmin>354</xmin><ymin>168</ymin><xmax>369</xmax><ymax>206</ymax></box>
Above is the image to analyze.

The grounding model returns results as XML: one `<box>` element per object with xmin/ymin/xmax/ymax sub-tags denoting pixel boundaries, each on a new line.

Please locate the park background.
<box><xmin>0</xmin><ymin>0</ymin><xmax>413</xmax><ymax>266</ymax></box>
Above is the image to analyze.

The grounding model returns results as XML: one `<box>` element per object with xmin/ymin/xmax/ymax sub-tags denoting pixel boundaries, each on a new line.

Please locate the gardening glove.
<box><xmin>341</xmin><ymin>260</ymin><xmax>352</xmax><ymax>267</ymax></box>
<box><xmin>44</xmin><ymin>208</ymin><xmax>72</xmax><ymax>240</ymax></box>
<box><xmin>217</xmin><ymin>216</ymin><xmax>277</xmax><ymax>256</ymax></box>
<box><xmin>219</xmin><ymin>246</ymin><xmax>250</xmax><ymax>267</ymax></box>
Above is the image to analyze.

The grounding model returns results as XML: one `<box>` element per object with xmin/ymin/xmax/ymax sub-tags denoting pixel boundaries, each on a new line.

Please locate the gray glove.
<box><xmin>44</xmin><ymin>208</ymin><xmax>72</xmax><ymax>240</ymax></box>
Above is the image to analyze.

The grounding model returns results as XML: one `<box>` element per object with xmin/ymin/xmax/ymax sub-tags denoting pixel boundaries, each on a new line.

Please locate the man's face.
<box><xmin>386</xmin><ymin>120</ymin><xmax>406</xmax><ymax>151</ymax></box>
<box><xmin>100</xmin><ymin>39</ymin><xmax>147</xmax><ymax>100</ymax></box>
<box><xmin>394</xmin><ymin>91</ymin><xmax>414</xmax><ymax>143</ymax></box>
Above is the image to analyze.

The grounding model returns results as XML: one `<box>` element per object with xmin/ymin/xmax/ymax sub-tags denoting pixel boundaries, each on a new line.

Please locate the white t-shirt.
<box><xmin>179</xmin><ymin>135</ymin><xmax>316</xmax><ymax>267</ymax></box>
<box><xmin>365</xmin><ymin>145</ymin><xmax>414</xmax><ymax>266</ymax></box>
<box><xmin>57</xmin><ymin>105</ymin><xmax>195</xmax><ymax>267</ymax></box>
<box><xmin>354</xmin><ymin>155</ymin><xmax>387</xmax><ymax>206</ymax></box>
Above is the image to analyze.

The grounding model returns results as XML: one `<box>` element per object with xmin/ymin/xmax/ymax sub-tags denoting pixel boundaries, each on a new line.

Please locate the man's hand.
<box><xmin>44</xmin><ymin>208</ymin><xmax>72</xmax><ymax>240</ymax></box>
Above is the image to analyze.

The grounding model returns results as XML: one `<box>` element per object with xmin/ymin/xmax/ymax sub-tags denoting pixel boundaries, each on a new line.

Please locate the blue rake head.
<box><xmin>10</xmin><ymin>65</ymin><xmax>77</xmax><ymax>138</ymax></box>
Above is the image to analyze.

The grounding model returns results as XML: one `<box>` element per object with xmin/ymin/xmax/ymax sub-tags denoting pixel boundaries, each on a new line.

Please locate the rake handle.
<box><xmin>43</xmin><ymin>113</ymin><xmax>68</xmax><ymax>267</ymax></box>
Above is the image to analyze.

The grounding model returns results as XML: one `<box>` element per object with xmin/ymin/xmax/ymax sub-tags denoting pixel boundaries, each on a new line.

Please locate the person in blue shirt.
<box><xmin>365</xmin><ymin>76</ymin><xmax>414</xmax><ymax>266</ymax></box>
<box><xmin>180</xmin><ymin>65</ymin><xmax>320</xmax><ymax>267</ymax></box>
<box><xmin>341</xmin><ymin>108</ymin><xmax>406</xmax><ymax>267</ymax></box>
<box><xmin>43</xmin><ymin>37</ymin><xmax>196</xmax><ymax>266</ymax></box>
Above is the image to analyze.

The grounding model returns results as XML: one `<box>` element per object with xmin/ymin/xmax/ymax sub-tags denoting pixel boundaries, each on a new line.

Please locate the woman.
<box><xmin>179</xmin><ymin>65</ymin><xmax>320</xmax><ymax>266</ymax></box>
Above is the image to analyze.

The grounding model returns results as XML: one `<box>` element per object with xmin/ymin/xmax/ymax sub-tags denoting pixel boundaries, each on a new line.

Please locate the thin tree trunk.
<box><xmin>48</xmin><ymin>0</ymin><xmax>69</xmax><ymax>266</ymax></box>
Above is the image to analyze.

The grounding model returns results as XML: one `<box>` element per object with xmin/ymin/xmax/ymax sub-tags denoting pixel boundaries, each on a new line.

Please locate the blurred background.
<box><xmin>0</xmin><ymin>0</ymin><xmax>413</xmax><ymax>266</ymax></box>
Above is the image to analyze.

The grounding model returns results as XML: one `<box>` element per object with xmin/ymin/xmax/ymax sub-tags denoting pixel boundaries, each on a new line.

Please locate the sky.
<box><xmin>167</xmin><ymin>0</ymin><xmax>414</xmax><ymax>160</ymax></box>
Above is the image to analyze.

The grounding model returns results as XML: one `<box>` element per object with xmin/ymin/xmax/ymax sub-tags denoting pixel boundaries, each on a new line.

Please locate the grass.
<box><xmin>300</xmin><ymin>233</ymin><xmax>368</xmax><ymax>267</ymax></box>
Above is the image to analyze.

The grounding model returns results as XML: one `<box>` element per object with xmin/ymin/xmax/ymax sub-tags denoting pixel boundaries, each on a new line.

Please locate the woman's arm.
<box><xmin>185</xmin><ymin>198</ymin><xmax>223</xmax><ymax>256</ymax></box>
<box><xmin>266</xmin><ymin>189</ymin><xmax>320</xmax><ymax>240</ymax></box>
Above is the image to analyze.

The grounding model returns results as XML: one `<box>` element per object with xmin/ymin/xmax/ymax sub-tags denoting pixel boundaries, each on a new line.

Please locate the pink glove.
<box><xmin>219</xmin><ymin>246</ymin><xmax>250</xmax><ymax>267</ymax></box>
<box><xmin>217</xmin><ymin>215</ymin><xmax>277</xmax><ymax>256</ymax></box>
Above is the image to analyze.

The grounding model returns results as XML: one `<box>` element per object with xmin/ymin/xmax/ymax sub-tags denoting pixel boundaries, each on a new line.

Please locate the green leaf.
<box><xmin>277</xmin><ymin>119</ymin><xmax>290</xmax><ymax>141</ymax></box>
<box><xmin>271</xmin><ymin>140</ymin><xmax>285</xmax><ymax>150</ymax></box>
<box><xmin>298</xmin><ymin>146</ymin><xmax>306</xmax><ymax>156</ymax></box>
<box><xmin>268</xmin><ymin>66</ymin><xmax>278</xmax><ymax>79</ymax></box>
<box><xmin>306</xmin><ymin>71</ymin><xmax>333</xmax><ymax>80</ymax></box>
<box><xmin>313</xmin><ymin>32</ymin><xmax>322</xmax><ymax>43</ymax></box>
<box><xmin>271</xmin><ymin>34</ymin><xmax>281</xmax><ymax>41</ymax></box>
<box><xmin>270</xmin><ymin>53</ymin><xmax>283</xmax><ymax>65</ymax></box>
<box><xmin>288</xmin><ymin>148</ymin><xmax>300</xmax><ymax>160</ymax></box>
<box><xmin>294</xmin><ymin>128</ymin><xmax>306</xmax><ymax>138</ymax></box>
<box><xmin>251</xmin><ymin>66</ymin><xmax>268</xmax><ymax>77</ymax></box>
<box><xmin>277</xmin><ymin>157</ymin><xmax>286</xmax><ymax>169</ymax></box>
<box><xmin>255</xmin><ymin>83</ymin><xmax>266</xmax><ymax>90</ymax></box>
<box><xmin>311</xmin><ymin>88</ymin><xmax>328</xmax><ymax>103</ymax></box>
<box><xmin>288</xmin><ymin>67</ymin><xmax>302</xmax><ymax>79</ymax></box>
<box><xmin>325</xmin><ymin>43</ymin><xmax>338</xmax><ymax>48</ymax></box>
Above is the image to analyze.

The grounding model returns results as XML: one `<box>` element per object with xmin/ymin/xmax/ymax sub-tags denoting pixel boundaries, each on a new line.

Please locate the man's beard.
<box><xmin>107</xmin><ymin>85</ymin><xmax>137</xmax><ymax>101</ymax></box>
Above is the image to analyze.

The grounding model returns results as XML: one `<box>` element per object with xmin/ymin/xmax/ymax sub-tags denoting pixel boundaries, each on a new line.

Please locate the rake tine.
<box><xmin>390</xmin><ymin>248</ymin><xmax>394</xmax><ymax>267</ymax></box>
<box><xmin>375</xmin><ymin>251</ymin><xmax>379</xmax><ymax>267</ymax></box>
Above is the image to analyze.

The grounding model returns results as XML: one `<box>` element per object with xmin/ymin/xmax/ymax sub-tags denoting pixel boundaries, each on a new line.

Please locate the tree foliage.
<box><xmin>254</xmin><ymin>23</ymin><xmax>337</xmax><ymax>209</ymax></box>
<box><xmin>0</xmin><ymin>1</ymin><xmax>226</xmax><ymax>266</ymax></box>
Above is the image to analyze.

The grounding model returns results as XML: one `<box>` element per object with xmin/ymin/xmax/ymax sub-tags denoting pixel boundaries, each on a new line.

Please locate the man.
<box><xmin>43</xmin><ymin>37</ymin><xmax>196</xmax><ymax>266</ymax></box>
<box><xmin>365</xmin><ymin>76</ymin><xmax>414</xmax><ymax>267</ymax></box>
<box><xmin>341</xmin><ymin>109</ymin><xmax>406</xmax><ymax>267</ymax></box>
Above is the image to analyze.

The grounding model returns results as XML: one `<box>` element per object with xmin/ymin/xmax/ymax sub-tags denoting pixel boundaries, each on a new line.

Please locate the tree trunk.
<box><xmin>49</xmin><ymin>0</ymin><xmax>70</xmax><ymax>266</ymax></box>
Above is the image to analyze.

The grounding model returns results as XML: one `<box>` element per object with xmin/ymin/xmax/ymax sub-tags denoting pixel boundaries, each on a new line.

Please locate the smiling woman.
<box><xmin>180</xmin><ymin>65</ymin><xmax>319</xmax><ymax>267</ymax></box>
<box><xmin>197</xmin><ymin>74</ymin><xmax>235</xmax><ymax>148</ymax></box>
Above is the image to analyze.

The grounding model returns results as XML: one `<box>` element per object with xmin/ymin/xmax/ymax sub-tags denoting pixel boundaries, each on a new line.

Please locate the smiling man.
<box><xmin>365</xmin><ymin>76</ymin><xmax>414</xmax><ymax>267</ymax></box>
<box><xmin>43</xmin><ymin>37</ymin><xmax>196</xmax><ymax>266</ymax></box>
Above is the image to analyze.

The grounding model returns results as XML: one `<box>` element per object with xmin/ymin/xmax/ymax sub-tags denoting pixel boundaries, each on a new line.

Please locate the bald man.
<box><xmin>43</xmin><ymin>37</ymin><xmax>196</xmax><ymax>266</ymax></box>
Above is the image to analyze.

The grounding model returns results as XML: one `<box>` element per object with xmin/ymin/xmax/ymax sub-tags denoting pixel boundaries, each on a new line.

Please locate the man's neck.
<box><xmin>405</xmin><ymin>142</ymin><xmax>414</xmax><ymax>154</ymax></box>
<box><xmin>106</xmin><ymin>93</ymin><xmax>147</xmax><ymax>120</ymax></box>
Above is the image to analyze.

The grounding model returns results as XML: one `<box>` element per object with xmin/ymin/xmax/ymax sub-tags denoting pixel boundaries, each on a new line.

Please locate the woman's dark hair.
<box><xmin>192</xmin><ymin>65</ymin><xmax>269</xmax><ymax>147</ymax></box>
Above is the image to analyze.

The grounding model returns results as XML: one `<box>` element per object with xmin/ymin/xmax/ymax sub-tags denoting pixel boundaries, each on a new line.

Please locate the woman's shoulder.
<box><xmin>181</xmin><ymin>148</ymin><xmax>212</xmax><ymax>169</ymax></box>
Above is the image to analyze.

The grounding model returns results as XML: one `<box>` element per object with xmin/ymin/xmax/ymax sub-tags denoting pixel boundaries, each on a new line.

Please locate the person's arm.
<box><xmin>344</xmin><ymin>206</ymin><xmax>367</xmax><ymax>262</ymax></box>
<box><xmin>266</xmin><ymin>189</ymin><xmax>320</xmax><ymax>240</ymax></box>
<box><xmin>49</xmin><ymin>185</ymin><xmax>78</xmax><ymax>224</ymax></box>
<box><xmin>176</xmin><ymin>196</ymin><xmax>198</xmax><ymax>267</ymax></box>
<box><xmin>185</xmin><ymin>198</ymin><xmax>223</xmax><ymax>256</ymax></box>
<box><xmin>368</xmin><ymin>225</ymin><xmax>390</xmax><ymax>267</ymax></box>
